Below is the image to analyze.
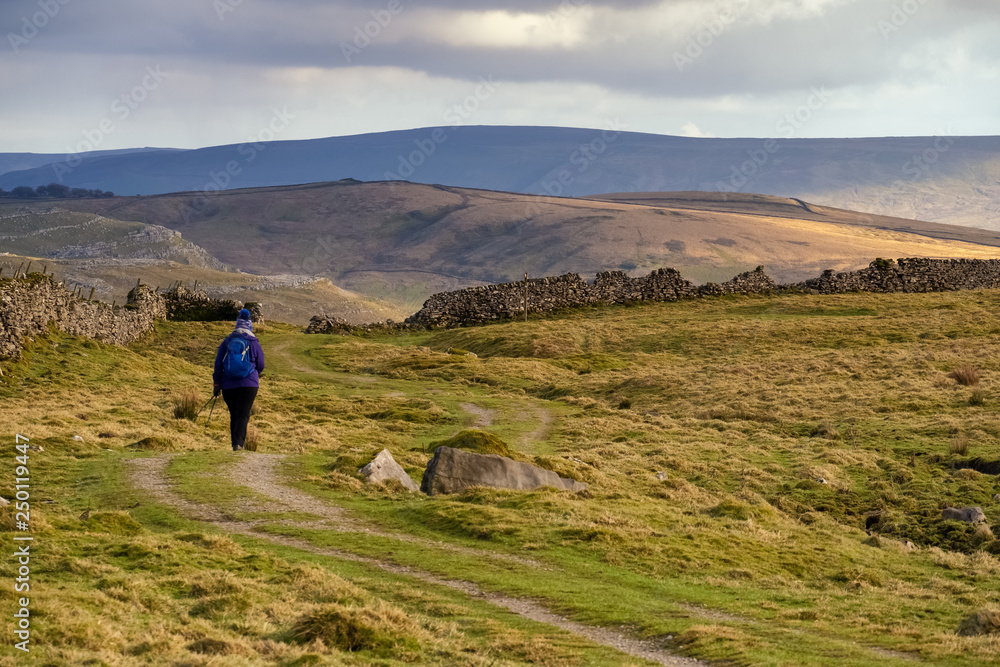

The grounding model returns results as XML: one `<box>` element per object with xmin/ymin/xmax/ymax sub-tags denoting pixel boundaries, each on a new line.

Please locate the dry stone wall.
<box><xmin>0</xmin><ymin>273</ymin><xmax>166</xmax><ymax>360</ymax></box>
<box><xmin>787</xmin><ymin>258</ymin><xmax>1000</xmax><ymax>294</ymax></box>
<box><xmin>403</xmin><ymin>259</ymin><xmax>1000</xmax><ymax>328</ymax></box>
<box><xmin>161</xmin><ymin>284</ymin><xmax>263</xmax><ymax>323</ymax></box>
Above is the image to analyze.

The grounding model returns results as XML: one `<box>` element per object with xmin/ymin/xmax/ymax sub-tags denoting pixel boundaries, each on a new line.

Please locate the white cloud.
<box><xmin>409</xmin><ymin>8</ymin><xmax>595</xmax><ymax>49</ymax></box>
<box><xmin>680</xmin><ymin>122</ymin><xmax>715</xmax><ymax>137</ymax></box>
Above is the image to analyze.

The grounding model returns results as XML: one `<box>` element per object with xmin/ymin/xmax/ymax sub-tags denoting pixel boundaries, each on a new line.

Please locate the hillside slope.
<box><xmin>1</xmin><ymin>126</ymin><xmax>997</xmax><ymax>228</ymax></box>
<box><xmin>5</xmin><ymin>291</ymin><xmax>1000</xmax><ymax>665</ymax></box>
<box><xmin>51</xmin><ymin>180</ymin><xmax>1000</xmax><ymax>311</ymax></box>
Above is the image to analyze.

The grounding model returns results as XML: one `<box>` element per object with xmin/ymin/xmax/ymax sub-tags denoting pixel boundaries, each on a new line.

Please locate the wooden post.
<box><xmin>41</xmin><ymin>264</ymin><xmax>47</xmax><ymax>275</ymax></box>
<box><xmin>88</xmin><ymin>287</ymin><xmax>95</xmax><ymax>301</ymax></box>
<box><xmin>15</xmin><ymin>263</ymin><xmax>23</xmax><ymax>278</ymax></box>
<box><xmin>24</xmin><ymin>261</ymin><xmax>31</xmax><ymax>275</ymax></box>
<box><xmin>524</xmin><ymin>273</ymin><xmax>528</xmax><ymax>323</ymax></box>
<box><xmin>0</xmin><ymin>268</ymin><xmax>4</xmax><ymax>278</ymax></box>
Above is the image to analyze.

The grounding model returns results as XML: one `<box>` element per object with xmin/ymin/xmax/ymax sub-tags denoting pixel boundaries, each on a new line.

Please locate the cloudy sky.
<box><xmin>1</xmin><ymin>0</ymin><xmax>997</xmax><ymax>153</ymax></box>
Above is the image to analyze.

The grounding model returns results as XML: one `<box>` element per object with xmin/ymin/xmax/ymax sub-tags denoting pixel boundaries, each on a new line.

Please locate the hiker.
<box><xmin>212</xmin><ymin>309</ymin><xmax>265</xmax><ymax>451</ymax></box>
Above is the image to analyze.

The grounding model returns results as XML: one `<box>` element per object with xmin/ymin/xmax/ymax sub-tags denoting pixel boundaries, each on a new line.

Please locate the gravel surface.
<box><xmin>459</xmin><ymin>402</ymin><xmax>495</xmax><ymax>428</ymax></box>
<box><xmin>126</xmin><ymin>453</ymin><xmax>703</xmax><ymax>666</ymax></box>
<box><xmin>521</xmin><ymin>405</ymin><xmax>554</xmax><ymax>447</ymax></box>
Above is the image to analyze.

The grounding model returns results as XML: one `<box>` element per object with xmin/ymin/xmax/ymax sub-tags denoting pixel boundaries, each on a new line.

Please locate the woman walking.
<box><xmin>212</xmin><ymin>309</ymin><xmax>265</xmax><ymax>451</ymax></box>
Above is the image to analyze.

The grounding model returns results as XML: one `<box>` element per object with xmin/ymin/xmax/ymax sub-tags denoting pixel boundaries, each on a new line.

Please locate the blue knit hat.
<box><xmin>239</xmin><ymin>308</ymin><xmax>251</xmax><ymax>320</ymax></box>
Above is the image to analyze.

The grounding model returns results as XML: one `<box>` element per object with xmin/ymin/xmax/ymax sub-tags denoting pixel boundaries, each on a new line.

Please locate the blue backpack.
<box><xmin>222</xmin><ymin>336</ymin><xmax>254</xmax><ymax>379</ymax></box>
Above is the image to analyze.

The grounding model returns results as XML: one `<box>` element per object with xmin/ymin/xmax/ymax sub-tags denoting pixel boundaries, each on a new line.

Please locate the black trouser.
<box><xmin>222</xmin><ymin>387</ymin><xmax>258</xmax><ymax>450</ymax></box>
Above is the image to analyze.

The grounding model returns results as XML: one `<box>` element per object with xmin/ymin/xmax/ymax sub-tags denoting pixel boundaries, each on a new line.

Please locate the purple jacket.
<box><xmin>213</xmin><ymin>327</ymin><xmax>265</xmax><ymax>390</ymax></box>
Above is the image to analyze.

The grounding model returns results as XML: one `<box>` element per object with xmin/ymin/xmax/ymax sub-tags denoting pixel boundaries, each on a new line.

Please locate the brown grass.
<box><xmin>957</xmin><ymin>609</ymin><xmax>1000</xmax><ymax>637</ymax></box>
<box><xmin>950</xmin><ymin>366</ymin><xmax>981</xmax><ymax>387</ymax></box>
<box><xmin>244</xmin><ymin>425</ymin><xmax>260</xmax><ymax>452</ymax></box>
<box><xmin>950</xmin><ymin>435</ymin><xmax>970</xmax><ymax>456</ymax></box>
<box><xmin>292</xmin><ymin>602</ymin><xmax>420</xmax><ymax>652</ymax></box>
<box><xmin>172</xmin><ymin>389</ymin><xmax>202</xmax><ymax>421</ymax></box>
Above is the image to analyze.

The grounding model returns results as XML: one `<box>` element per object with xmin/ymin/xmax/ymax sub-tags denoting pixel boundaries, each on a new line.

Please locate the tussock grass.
<box><xmin>950</xmin><ymin>365</ymin><xmax>982</xmax><ymax>386</ymax></box>
<box><xmin>951</xmin><ymin>434</ymin><xmax>971</xmax><ymax>456</ymax></box>
<box><xmin>171</xmin><ymin>388</ymin><xmax>201</xmax><ymax>420</ymax></box>
<box><xmin>244</xmin><ymin>424</ymin><xmax>260</xmax><ymax>452</ymax></box>
<box><xmin>957</xmin><ymin>609</ymin><xmax>1000</xmax><ymax>636</ymax></box>
<box><xmin>292</xmin><ymin>601</ymin><xmax>423</xmax><ymax>653</ymax></box>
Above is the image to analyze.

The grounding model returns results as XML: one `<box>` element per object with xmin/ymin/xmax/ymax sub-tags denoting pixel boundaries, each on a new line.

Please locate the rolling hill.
<box><xmin>0</xmin><ymin>202</ymin><xmax>405</xmax><ymax>324</ymax></box>
<box><xmin>0</xmin><ymin>147</ymin><xmax>184</xmax><ymax>181</ymax></box>
<box><xmin>38</xmin><ymin>180</ymin><xmax>1000</xmax><ymax>313</ymax></box>
<box><xmin>1</xmin><ymin>126</ymin><xmax>997</xmax><ymax>229</ymax></box>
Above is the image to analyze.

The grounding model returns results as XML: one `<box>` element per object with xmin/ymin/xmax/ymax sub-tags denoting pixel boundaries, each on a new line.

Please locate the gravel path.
<box><xmin>459</xmin><ymin>402</ymin><xmax>495</xmax><ymax>428</ymax></box>
<box><xmin>126</xmin><ymin>454</ymin><xmax>703</xmax><ymax>667</ymax></box>
<box><xmin>521</xmin><ymin>405</ymin><xmax>554</xmax><ymax>447</ymax></box>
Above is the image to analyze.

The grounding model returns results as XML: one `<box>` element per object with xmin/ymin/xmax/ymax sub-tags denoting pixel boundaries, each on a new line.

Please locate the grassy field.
<box><xmin>3</xmin><ymin>289</ymin><xmax>1000</xmax><ymax>665</ymax></box>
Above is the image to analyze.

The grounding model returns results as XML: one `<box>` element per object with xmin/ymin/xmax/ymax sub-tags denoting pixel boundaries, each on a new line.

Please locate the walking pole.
<box><xmin>195</xmin><ymin>396</ymin><xmax>215</xmax><ymax>419</ymax></box>
<box><xmin>205</xmin><ymin>396</ymin><xmax>218</xmax><ymax>430</ymax></box>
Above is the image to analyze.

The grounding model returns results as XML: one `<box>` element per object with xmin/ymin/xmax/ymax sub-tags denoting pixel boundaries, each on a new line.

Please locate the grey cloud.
<box><xmin>4</xmin><ymin>0</ymin><xmax>992</xmax><ymax>100</ymax></box>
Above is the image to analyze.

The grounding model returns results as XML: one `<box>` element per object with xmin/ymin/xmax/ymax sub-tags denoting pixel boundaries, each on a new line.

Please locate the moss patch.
<box><xmin>428</xmin><ymin>429</ymin><xmax>513</xmax><ymax>457</ymax></box>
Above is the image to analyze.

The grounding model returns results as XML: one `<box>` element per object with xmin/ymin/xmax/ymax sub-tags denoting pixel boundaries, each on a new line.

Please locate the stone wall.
<box><xmin>405</xmin><ymin>266</ymin><xmax>773</xmax><ymax>327</ymax></box>
<box><xmin>402</xmin><ymin>260</ymin><xmax>1000</xmax><ymax>328</ymax></box>
<box><xmin>0</xmin><ymin>273</ymin><xmax>166</xmax><ymax>360</ymax></box>
<box><xmin>787</xmin><ymin>258</ymin><xmax>1000</xmax><ymax>294</ymax></box>
<box><xmin>161</xmin><ymin>284</ymin><xmax>264</xmax><ymax>323</ymax></box>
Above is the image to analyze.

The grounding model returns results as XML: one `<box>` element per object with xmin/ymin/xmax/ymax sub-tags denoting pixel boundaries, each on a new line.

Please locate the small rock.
<box><xmin>0</xmin><ymin>497</ymin><xmax>9</xmax><ymax>507</ymax></box>
<box><xmin>655</xmin><ymin>472</ymin><xmax>669</xmax><ymax>481</ymax></box>
<box><xmin>73</xmin><ymin>435</ymin><xmax>84</xmax><ymax>442</ymax></box>
<box><xmin>359</xmin><ymin>449</ymin><xmax>419</xmax><ymax>492</ymax></box>
<box><xmin>816</xmin><ymin>477</ymin><xmax>828</xmax><ymax>484</ymax></box>
<box><xmin>941</xmin><ymin>506</ymin><xmax>987</xmax><ymax>523</ymax></box>
<box><xmin>993</xmin><ymin>494</ymin><xmax>1000</xmax><ymax>503</ymax></box>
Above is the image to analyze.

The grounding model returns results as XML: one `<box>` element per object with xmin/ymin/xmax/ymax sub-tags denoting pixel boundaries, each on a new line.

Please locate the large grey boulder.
<box><xmin>420</xmin><ymin>446</ymin><xmax>587</xmax><ymax>495</ymax></box>
<box><xmin>941</xmin><ymin>506</ymin><xmax>987</xmax><ymax>523</ymax></box>
<box><xmin>359</xmin><ymin>449</ymin><xmax>419</xmax><ymax>492</ymax></box>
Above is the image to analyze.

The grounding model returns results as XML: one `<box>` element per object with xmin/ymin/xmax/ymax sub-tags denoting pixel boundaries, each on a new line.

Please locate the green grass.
<box><xmin>6</xmin><ymin>290</ymin><xmax>1000</xmax><ymax>664</ymax></box>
